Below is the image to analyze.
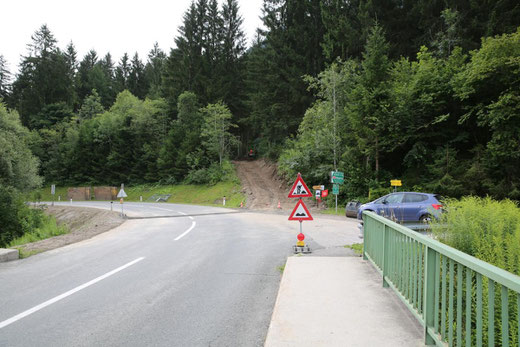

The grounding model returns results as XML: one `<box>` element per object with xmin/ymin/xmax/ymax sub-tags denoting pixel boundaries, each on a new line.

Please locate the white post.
<box><xmin>223</xmin><ymin>196</ymin><xmax>226</xmax><ymax>206</ymax></box>
<box><xmin>140</xmin><ymin>196</ymin><xmax>143</xmax><ymax>202</ymax></box>
<box><xmin>70</xmin><ymin>199</ymin><xmax>72</xmax><ymax>205</ymax></box>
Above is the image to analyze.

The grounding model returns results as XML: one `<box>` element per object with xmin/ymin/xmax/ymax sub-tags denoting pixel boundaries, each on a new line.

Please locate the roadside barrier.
<box><xmin>363</xmin><ymin>211</ymin><xmax>520</xmax><ymax>346</ymax></box>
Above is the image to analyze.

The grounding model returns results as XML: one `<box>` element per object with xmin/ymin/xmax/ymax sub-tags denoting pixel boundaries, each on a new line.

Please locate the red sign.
<box><xmin>321</xmin><ymin>189</ymin><xmax>329</xmax><ymax>197</ymax></box>
<box><xmin>288</xmin><ymin>199</ymin><xmax>313</xmax><ymax>221</ymax></box>
<box><xmin>288</xmin><ymin>173</ymin><xmax>312</xmax><ymax>198</ymax></box>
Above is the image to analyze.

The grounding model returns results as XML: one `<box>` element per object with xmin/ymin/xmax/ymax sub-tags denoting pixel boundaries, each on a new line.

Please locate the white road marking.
<box><xmin>0</xmin><ymin>257</ymin><xmax>145</xmax><ymax>329</ymax></box>
<box><xmin>176</xmin><ymin>211</ymin><xmax>194</xmax><ymax>220</ymax></box>
<box><xmin>145</xmin><ymin>208</ymin><xmax>195</xmax><ymax>239</ymax></box>
<box><xmin>174</xmin><ymin>221</ymin><xmax>196</xmax><ymax>241</ymax></box>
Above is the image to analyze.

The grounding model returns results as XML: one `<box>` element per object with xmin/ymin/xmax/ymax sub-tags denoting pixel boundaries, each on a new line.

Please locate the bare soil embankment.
<box><xmin>234</xmin><ymin>159</ymin><xmax>315</xmax><ymax>211</ymax></box>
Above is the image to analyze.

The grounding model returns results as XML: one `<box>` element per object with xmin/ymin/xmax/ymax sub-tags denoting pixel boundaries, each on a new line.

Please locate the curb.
<box><xmin>0</xmin><ymin>248</ymin><xmax>19</xmax><ymax>262</ymax></box>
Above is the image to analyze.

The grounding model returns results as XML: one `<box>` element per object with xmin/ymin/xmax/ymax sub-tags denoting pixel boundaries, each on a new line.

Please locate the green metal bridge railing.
<box><xmin>362</xmin><ymin>211</ymin><xmax>520</xmax><ymax>346</ymax></box>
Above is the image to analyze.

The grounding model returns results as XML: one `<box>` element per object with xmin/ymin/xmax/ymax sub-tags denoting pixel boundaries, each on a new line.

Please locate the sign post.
<box><xmin>288</xmin><ymin>173</ymin><xmax>313</xmax><ymax>254</ymax></box>
<box><xmin>117</xmin><ymin>183</ymin><xmax>128</xmax><ymax>217</ymax></box>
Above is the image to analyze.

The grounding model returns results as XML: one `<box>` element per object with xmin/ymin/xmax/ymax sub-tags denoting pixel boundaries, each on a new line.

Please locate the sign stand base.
<box><xmin>293</xmin><ymin>245</ymin><xmax>312</xmax><ymax>254</ymax></box>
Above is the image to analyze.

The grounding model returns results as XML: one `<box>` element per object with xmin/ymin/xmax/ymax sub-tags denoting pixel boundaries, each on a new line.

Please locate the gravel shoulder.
<box><xmin>17</xmin><ymin>205</ymin><xmax>125</xmax><ymax>255</ymax></box>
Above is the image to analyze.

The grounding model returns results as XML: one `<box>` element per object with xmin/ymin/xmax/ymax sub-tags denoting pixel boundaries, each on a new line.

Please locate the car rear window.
<box><xmin>434</xmin><ymin>194</ymin><xmax>444</xmax><ymax>203</ymax></box>
<box><xmin>403</xmin><ymin>193</ymin><xmax>428</xmax><ymax>203</ymax></box>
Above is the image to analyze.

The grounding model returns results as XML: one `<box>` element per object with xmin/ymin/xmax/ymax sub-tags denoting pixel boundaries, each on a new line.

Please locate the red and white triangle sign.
<box><xmin>288</xmin><ymin>199</ymin><xmax>313</xmax><ymax>221</ymax></box>
<box><xmin>288</xmin><ymin>173</ymin><xmax>312</xmax><ymax>198</ymax></box>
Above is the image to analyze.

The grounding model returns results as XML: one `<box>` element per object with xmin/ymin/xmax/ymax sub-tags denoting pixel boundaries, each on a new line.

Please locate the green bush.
<box><xmin>0</xmin><ymin>185</ymin><xmax>25</xmax><ymax>247</ymax></box>
<box><xmin>184</xmin><ymin>160</ymin><xmax>238</xmax><ymax>185</ymax></box>
<box><xmin>0</xmin><ymin>185</ymin><xmax>50</xmax><ymax>247</ymax></box>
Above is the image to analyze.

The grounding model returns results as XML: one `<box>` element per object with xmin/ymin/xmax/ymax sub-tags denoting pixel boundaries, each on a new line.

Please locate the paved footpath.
<box><xmin>265</xmin><ymin>256</ymin><xmax>425</xmax><ymax>347</ymax></box>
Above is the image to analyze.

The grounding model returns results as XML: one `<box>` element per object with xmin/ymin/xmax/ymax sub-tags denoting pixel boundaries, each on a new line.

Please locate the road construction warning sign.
<box><xmin>288</xmin><ymin>199</ymin><xmax>313</xmax><ymax>221</ymax></box>
<box><xmin>288</xmin><ymin>173</ymin><xmax>312</xmax><ymax>198</ymax></box>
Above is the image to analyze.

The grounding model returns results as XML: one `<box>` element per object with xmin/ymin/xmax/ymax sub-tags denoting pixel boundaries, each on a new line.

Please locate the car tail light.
<box><xmin>432</xmin><ymin>204</ymin><xmax>442</xmax><ymax>210</ymax></box>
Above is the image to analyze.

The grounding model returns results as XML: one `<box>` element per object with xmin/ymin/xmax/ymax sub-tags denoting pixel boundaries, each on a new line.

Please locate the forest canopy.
<box><xmin>0</xmin><ymin>0</ymin><xmax>519</xmax><ymax>201</ymax></box>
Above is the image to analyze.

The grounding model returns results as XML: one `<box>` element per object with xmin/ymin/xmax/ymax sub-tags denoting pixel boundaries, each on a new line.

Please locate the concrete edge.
<box><xmin>0</xmin><ymin>248</ymin><xmax>19</xmax><ymax>262</ymax></box>
<box><xmin>264</xmin><ymin>256</ymin><xmax>290</xmax><ymax>346</ymax></box>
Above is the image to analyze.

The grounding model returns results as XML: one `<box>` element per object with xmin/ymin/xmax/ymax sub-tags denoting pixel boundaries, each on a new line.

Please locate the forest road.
<box><xmin>234</xmin><ymin>159</ymin><xmax>308</xmax><ymax>211</ymax></box>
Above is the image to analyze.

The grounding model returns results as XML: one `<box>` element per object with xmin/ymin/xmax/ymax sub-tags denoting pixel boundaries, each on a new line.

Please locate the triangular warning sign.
<box><xmin>288</xmin><ymin>173</ymin><xmax>312</xmax><ymax>198</ymax></box>
<box><xmin>288</xmin><ymin>200</ymin><xmax>313</xmax><ymax>221</ymax></box>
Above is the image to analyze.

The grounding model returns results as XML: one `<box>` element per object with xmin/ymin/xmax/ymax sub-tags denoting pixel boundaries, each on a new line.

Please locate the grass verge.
<box><xmin>27</xmin><ymin>181</ymin><xmax>246</xmax><ymax>208</ymax></box>
<box><xmin>9</xmin><ymin>215</ymin><xmax>68</xmax><ymax>258</ymax></box>
<box><xmin>344</xmin><ymin>243</ymin><xmax>363</xmax><ymax>255</ymax></box>
<box><xmin>320</xmin><ymin>207</ymin><xmax>345</xmax><ymax>216</ymax></box>
<box><xmin>125</xmin><ymin>181</ymin><xmax>245</xmax><ymax>207</ymax></box>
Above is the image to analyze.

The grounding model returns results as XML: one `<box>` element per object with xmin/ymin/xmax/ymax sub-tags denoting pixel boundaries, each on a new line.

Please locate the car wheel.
<box><xmin>420</xmin><ymin>214</ymin><xmax>432</xmax><ymax>223</ymax></box>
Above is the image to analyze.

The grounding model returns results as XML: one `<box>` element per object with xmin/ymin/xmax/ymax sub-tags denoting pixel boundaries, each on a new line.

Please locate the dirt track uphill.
<box><xmin>234</xmin><ymin>159</ymin><xmax>313</xmax><ymax>211</ymax></box>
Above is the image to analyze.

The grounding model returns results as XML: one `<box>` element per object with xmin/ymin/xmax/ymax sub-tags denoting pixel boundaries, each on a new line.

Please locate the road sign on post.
<box><xmin>288</xmin><ymin>173</ymin><xmax>312</xmax><ymax>198</ymax></box>
<box><xmin>288</xmin><ymin>173</ymin><xmax>312</xmax><ymax>254</ymax></box>
<box><xmin>390</xmin><ymin>179</ymin><xmax>402</xmax><ymax>192</ymax></box>
<box><xmin>117</xmin><ymin>187</ymin><xmax>127</xmax><ymax>198</ymax></box>
<box><xmin>117</xmin><ymin>184</ymin><xmax>127</xmax><ymax>217</ymax></box>
<box><xmin>288</xmin><ymin>199</ymin><xmax>313</xmax><ymax>221</ymax></box>
<box><xmin>331</xmin><ymin>171</ymin><xmax>344</xmax><ymax>184</ymax></box>
<box><xmin>330</xmin><ymin>172</ymin><xmax>344</xmax><ymax>213</ymax></box>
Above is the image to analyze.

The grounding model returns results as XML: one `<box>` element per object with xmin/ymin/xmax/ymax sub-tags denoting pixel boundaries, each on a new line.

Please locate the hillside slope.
<box><xmin>234</xmin><ymin>159</ymin><xmax>314</xmax><ymax>211</ymax></box>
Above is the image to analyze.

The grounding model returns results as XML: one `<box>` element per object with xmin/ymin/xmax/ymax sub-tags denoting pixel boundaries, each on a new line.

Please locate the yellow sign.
<box><xmin>390</xmin><ymin>180</ymin><xmax>402</xmax><ymax>187</ymax></box>
<box><xmin>296</xmin><ymin>240</ymin><xmax>305</xmax><ymax>247</ymax></box>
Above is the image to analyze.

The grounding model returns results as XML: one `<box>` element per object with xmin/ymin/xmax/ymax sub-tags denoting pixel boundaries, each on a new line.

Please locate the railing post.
<box><xmin>362</xmin><ymin>213</ymin><xmax>368</xmax><ymax>260</ymax></box>
<box><xmin>382</xmin><ymin>224</ymin><xmax>389</xmax><ymax>287</ymax></box>
<box><xmin>423</xmin><ymin>246</ymin><xmax>437</xmax><ymax>345</ymax></box>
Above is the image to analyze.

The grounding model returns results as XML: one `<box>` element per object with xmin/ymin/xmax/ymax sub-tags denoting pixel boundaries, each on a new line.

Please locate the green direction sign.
<box><xmin>332</xmin><ymin>184</ymin><xmax>339</xmax><ymax>195</ymax></box>
<box><xmin>331</xmin><ymin>171</ymin><xmax>344</xmax><ymax>184</ymax></box>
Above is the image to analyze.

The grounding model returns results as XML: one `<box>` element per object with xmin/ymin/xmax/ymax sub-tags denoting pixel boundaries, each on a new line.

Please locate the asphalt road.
<box><xmin>0</xmin><ymin>202</ymin><xmax>359</xmax><ymax>346</ymax></box>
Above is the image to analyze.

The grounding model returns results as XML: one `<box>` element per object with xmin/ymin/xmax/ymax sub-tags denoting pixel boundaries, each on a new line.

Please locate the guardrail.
<box><xmin>362</xmin><ymin>211</ymin><xmax>520</xmax><ymax>346</ymax></box>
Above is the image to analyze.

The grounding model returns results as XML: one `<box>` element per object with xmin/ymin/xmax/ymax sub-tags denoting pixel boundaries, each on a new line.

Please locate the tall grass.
<box><xmin>432</xmin><ymin>196</ymin><xmax>520</xmax><ymax>276</ymax></box>
<box><xmin>9</xmin><ymin>215</ymin><xmax>68</xmax><ymax>247</ymax></box>
<box><xmin>431</xmin><ymin>197</ymin><xmax>520</xmax><ymax>345</ymax></box>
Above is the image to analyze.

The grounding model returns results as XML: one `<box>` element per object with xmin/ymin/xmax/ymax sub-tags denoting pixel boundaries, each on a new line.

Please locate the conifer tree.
<box><xmin>0</xmin><ymin>55</ymin><xmax>10</xmax><ymax>101</ymax></box>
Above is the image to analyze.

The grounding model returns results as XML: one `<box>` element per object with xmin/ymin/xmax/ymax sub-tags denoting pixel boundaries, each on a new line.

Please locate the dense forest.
<box><xmin>1</xmin><ymin>0</ymin><xmax>520</xmax><ymax>210</ymax></box>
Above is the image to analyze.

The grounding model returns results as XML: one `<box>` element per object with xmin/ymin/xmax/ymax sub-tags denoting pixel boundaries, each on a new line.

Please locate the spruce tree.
<box><xmin>0</xmin><ymin>55</ymin><xmax>10</xmax><ymax>101</ymax></box>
